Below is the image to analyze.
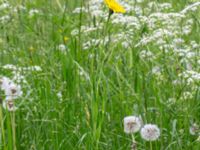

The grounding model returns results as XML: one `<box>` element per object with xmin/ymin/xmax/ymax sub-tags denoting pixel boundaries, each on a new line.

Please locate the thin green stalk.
<box><xmin>0</xmin><ymin>105</ymin><xmax>7</xmax><ymax>150</ymax></box>
<box><xmin>150</xmin><ymin>142</ymin><xmax>153</xmax><ymax>150</ymax></box>
<box><xmin>11</xmin><ymin>111</ymin><xmax>17</xmax><ymax>150</ymax></box>
<box><xmin>56</xmin><ymin>0</ymin><xmax>63</xmax><ymax>11</ymax></box>
<box><xmin>131</xmin><ymin>134</ymin><xmax>137</xmax><ymax>150</ymax></box>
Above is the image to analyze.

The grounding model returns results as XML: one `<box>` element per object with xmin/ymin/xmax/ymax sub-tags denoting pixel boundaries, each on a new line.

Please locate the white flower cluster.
<box><xmin>0</xmin><ymin>15</ymin><xmax>10</xmax><ymax>23</ymax></box>
<box><xmin>29</xmin><ymin>9</ymin><xmax>40</xmax><ymax>17</ymax></box>
<box><xmin>72</xmin><ymin>7</ymin><xmax>88</xmax><ymax>14</ymax></box>
<box><xmin>124</xmin><ymin>116</ymin><xmax>160</xmax><ymax>141</ymax></box>
<box><xmin>111</xmin><ymin>14</ymin><xmax>141</xmax><ymax>29</ymax></box>
<box><xmin>0</xmin><ymin>2</ymin><xmax>10</xmax><ymax>11</ymax></box>
<box><xmin>71</xmin><ymin>25</ymin><xmax>103</xmax><ymax>36</ymax></box>
<box><xmin>179</xmin><ymin>70</ymin><xmax>200</xmax><ymax>85</ymax></box>
<box><xmin>0</xmin><ymin>2</ymin><xmax>27</xmax><ymax>24</ymax></box>
<box><xmin>88</xmin><ymin>0</ymin><xmax>106</xmax><ymax>18</ymax></box>
<box><xmin>139</xmin><ymin>50</ymin><xmax>155</xmax><ymax>60</ymax></box>
<box><xmin>3</xmin><ymin>64</ymin><xmax>42</xmax><ymax>84</ymax></box>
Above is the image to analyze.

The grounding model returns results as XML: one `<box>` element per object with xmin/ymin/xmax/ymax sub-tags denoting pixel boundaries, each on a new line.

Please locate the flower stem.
<box><xmin>0</xmin><ymin>104</ymin><xmax>7</xmax><ymax>150</ymax></box>
<box><xmin>131</xmin><ymin>134</ymin><xmax>137</xmax><ymax>150</ymax></box>
<box><xmin>150</xmin><ymin>141</ymin><xmax>153</xmax><ymax>150</ymax></box>
<box><xmin>11</xmin><ymin>111</ymin><xmax>17</xmax><ymax>150</ymax></box>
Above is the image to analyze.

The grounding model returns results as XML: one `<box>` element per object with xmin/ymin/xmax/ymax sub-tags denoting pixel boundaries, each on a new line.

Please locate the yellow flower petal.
<box><xmin>104</xmin><ymin>0</ymin><xmax>126</xmax><ymax>13</ymax></box>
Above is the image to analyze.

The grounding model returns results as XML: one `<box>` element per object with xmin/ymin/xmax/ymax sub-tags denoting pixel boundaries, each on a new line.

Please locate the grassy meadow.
<box><xmin>0</xmin><ymin>0</ymin><xmax>200</xmax><ymax>149</ymax></box>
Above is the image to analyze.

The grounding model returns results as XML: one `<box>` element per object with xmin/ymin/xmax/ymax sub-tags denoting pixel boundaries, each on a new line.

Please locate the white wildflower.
<box><xmin>12</xmin><ymin>73</ymin><xmax>27</xmax><ymax>84</ymax></box>
<box><xmin>71</xmin><ymin>29</ymin><xmax>79</xmax><ymax>36</ymax></box>
<box><xmin>32</xmin><ymin>66</ymin><xmax>42</xmax><ymax>71</ymax></box>
<box><xmin>181</xmin><ymin>91</ymin><xmax>193</xmax><ymax>100</ymax></box>
<box><xmin>159</xmin><ymin>3</ymin><xmax>172</xmax><ymax>11</ymax></box>
<box><xmin>139</xmin><ymin>50</ymin><xmax>155</xmax><ymax>60</ymax></box>
<box><xmin>57</xmin><ymin>92</ymin><xmax>63</xmax><ymax>102</ymax></box>
<box><xmin>58</xmin><ymin>44</ymin><xmax>66</xmax><ymax>52</ymax></box>
<box><xmin>152</xmin><ymin>66</ymin><xmax>161</xmax><ymax>75</ymax></box>
<box><xmin>112</xmin><ymin>15</ymin><xmax>141</xmax><ymax>29</ymax></box>
<box><xmin>29</xmin><ymin>9</ymin><xmax>40</xmax><ymax>17</ymax></box>
<box><xmin>121</xmin><ymin>41</ymin><xmax>129</xmax><ymax>48</ymax></box>
<box><xmin>0</xmin><ymin>2</ymin><xmax>10</xmax><ymax>10</ymax></box>
<box><xmin>0</xmin><ymin>15</ymin><xmax>10</xmax><ymax>23</ymax></box>
<box><xmin>3</xmin><ymin>64</ymin><xmax>17</xmax><ymax>70</ymax></box>
<box><xmin>72</xmin><ymin>7</ymin><xmax>88</xmax><ymax>14</ymax></box>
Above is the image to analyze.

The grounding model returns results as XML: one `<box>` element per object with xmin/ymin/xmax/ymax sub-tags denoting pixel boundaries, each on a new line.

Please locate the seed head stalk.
<box><xmin>150</xmin><ymin>141</ymin><xmax>153</xmax><ymax>150</ymax></box>
<box><xmin>10</xmin><ymin>100</ymin><xmax>17</xmax><ymax>150</ymax></box>
<box><xmin>0</xmin><ymin>99</ymin><xmax>7</xmax><ymax>150</ymax></box>
<box><xmin>131</xmin><ymin>134</ymin><xmax>137</xmax><ymax>150</ymax></box>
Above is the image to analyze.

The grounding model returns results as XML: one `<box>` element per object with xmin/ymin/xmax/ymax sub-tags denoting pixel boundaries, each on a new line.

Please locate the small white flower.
<box><xmin>3</xmin><ymin>64</ymin><xmax>17</xmax><ymax>70</ymax></box>
<box><xmin>58</xmin><ymin>44</ymin><xmax>66</xmax><ymax>52</ymax></box>
<box><xmin>181</xmin><ymin>91</ymin><xmax>193</xmax><ymax>100</ymax></box>
<box><xmin>140</xmin><ymin>124</ymin><xmax>160</xmax><ymax>141</ymax></box>
<box><xmin>32</xmin><ymin>66</ymin><xmax>42</xmax><ymax>71</ymax></box>
<box><xmin>152</xmin><ymin>66</ymin><xmax>161</xmax><ymax>75</ymax></box>
<box><xmin>29</xmin><ymin>9</ymin><xmax>40</xmax><ymax>17</ymax></box>
<box><xmin>121</xmin><ymin>41</ymin><xmax>129</xmax><ymax>48</ymax></box>
<box><xmin>71</xmin><ymin>29</ymin><xmax>79</xmax><ymax>36</ymax></box>
<box><xmin>57</xmin><ymin>92</ymin><xmax>63</xmax><ymax>102</ymax></box>
<box><xmin>0</xmin><ymin>2</ymin><xmax>10</xmax><ymax>11</ymax></box>
<box><xmin>0</xmin><ymin>15</ymin><xmax>10</xmax><ymax>23</ymax></box>
<box><xmin>72</xmin><ymin>7</ymin><xmax>88</xmax><ymax>14</ymax></box>
<box><xmin>12</xmin><ymin>73</ymin><xmax>27</xmax><ymax>84</ymax></box>
<box><xmin>124</xmin><ymin>116</ymin><xmax>142</xmax><ymax>134</ymax></box>
<box><xmin>139</xmin><ymin>50</ymin><xmax>154</xmax><ymax>60</ymax></box>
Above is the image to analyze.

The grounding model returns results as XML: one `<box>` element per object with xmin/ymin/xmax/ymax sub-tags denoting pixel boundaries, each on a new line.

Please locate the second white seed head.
<box><xmin>124</xmin><ymin>116</ymin><xmax>142</xmax><ymax>134</ymax></box>
<box><xmin>140</xmin><ymin>124</ymin><xmax>160</xmax><ymax>141</ymax></box>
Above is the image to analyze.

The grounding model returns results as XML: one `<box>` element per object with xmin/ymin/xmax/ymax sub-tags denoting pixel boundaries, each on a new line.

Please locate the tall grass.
<box><xmin>0</xmin><ymin>0</ymin><xmax>200</xmax><ymax>149</ymax></box>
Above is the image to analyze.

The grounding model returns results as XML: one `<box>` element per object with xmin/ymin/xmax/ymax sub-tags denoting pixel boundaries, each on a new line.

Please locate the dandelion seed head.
<box><xmin>3</xmin><ymin>100</ymin><xmax>18</xmax><ymax>111</ymax></box>
<box><xmin>124</xmin><ymin>116</ymin><xmax>142</xmax><ymax>134</ymax></box>
<box><xmin>4</xmin><ymin>82</ymin><xmax>23</xmax><ymax>100</ymax></box>
<box><xmin>189</xmin><ymin>123</ymin><xmax>199</xmax><ymax>135</ymax></box>
<box><xmin>140</xmin><ymin>124</ymin><xmax>160</xmax><ymax>141</ymax></box>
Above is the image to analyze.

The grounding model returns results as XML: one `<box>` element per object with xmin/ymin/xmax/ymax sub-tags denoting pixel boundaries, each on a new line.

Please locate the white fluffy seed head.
<box><xmin>189</xmin><ymin>123</ymin><xmax>199</xmax><ymax>135</ymax></box>
<box><xmin>140</xmin><ymin>124</ymin><xmax>160</xmax><ymax>141</ymax></box>
<box><xmin>124</xmin><ymin>116</ymin><xmax>142</xmax><ymax>134</ymax></box>
<box><xmin>0</xmin><ymin>77</ymin><xmax>23</xmax><ymax>100</ymax></box>
<box><xmin>3</xmin><ymin>100</ymin><xmax>18</xmax><ymax>111</ymax></box>
<box><xmin>4</xmin><ymin>82</ymin><xmax>23</xmax><ymax>100</ymax></box>
<box><xmin>0</xmin><ymin>77</ymin><xmax>11</xmax><ymax>91</ymax></box>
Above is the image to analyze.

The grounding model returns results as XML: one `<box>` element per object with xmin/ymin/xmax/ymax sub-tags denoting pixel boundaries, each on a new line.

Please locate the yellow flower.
<box><xmin>104</xmin><ymin>0</ymin><xmax>126</xmax><ymax>13</ymax></box>
<box><xmin>64</xmin><ymin>36</ymin><xmax>69</xmax><ymax>43</ymax></box>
